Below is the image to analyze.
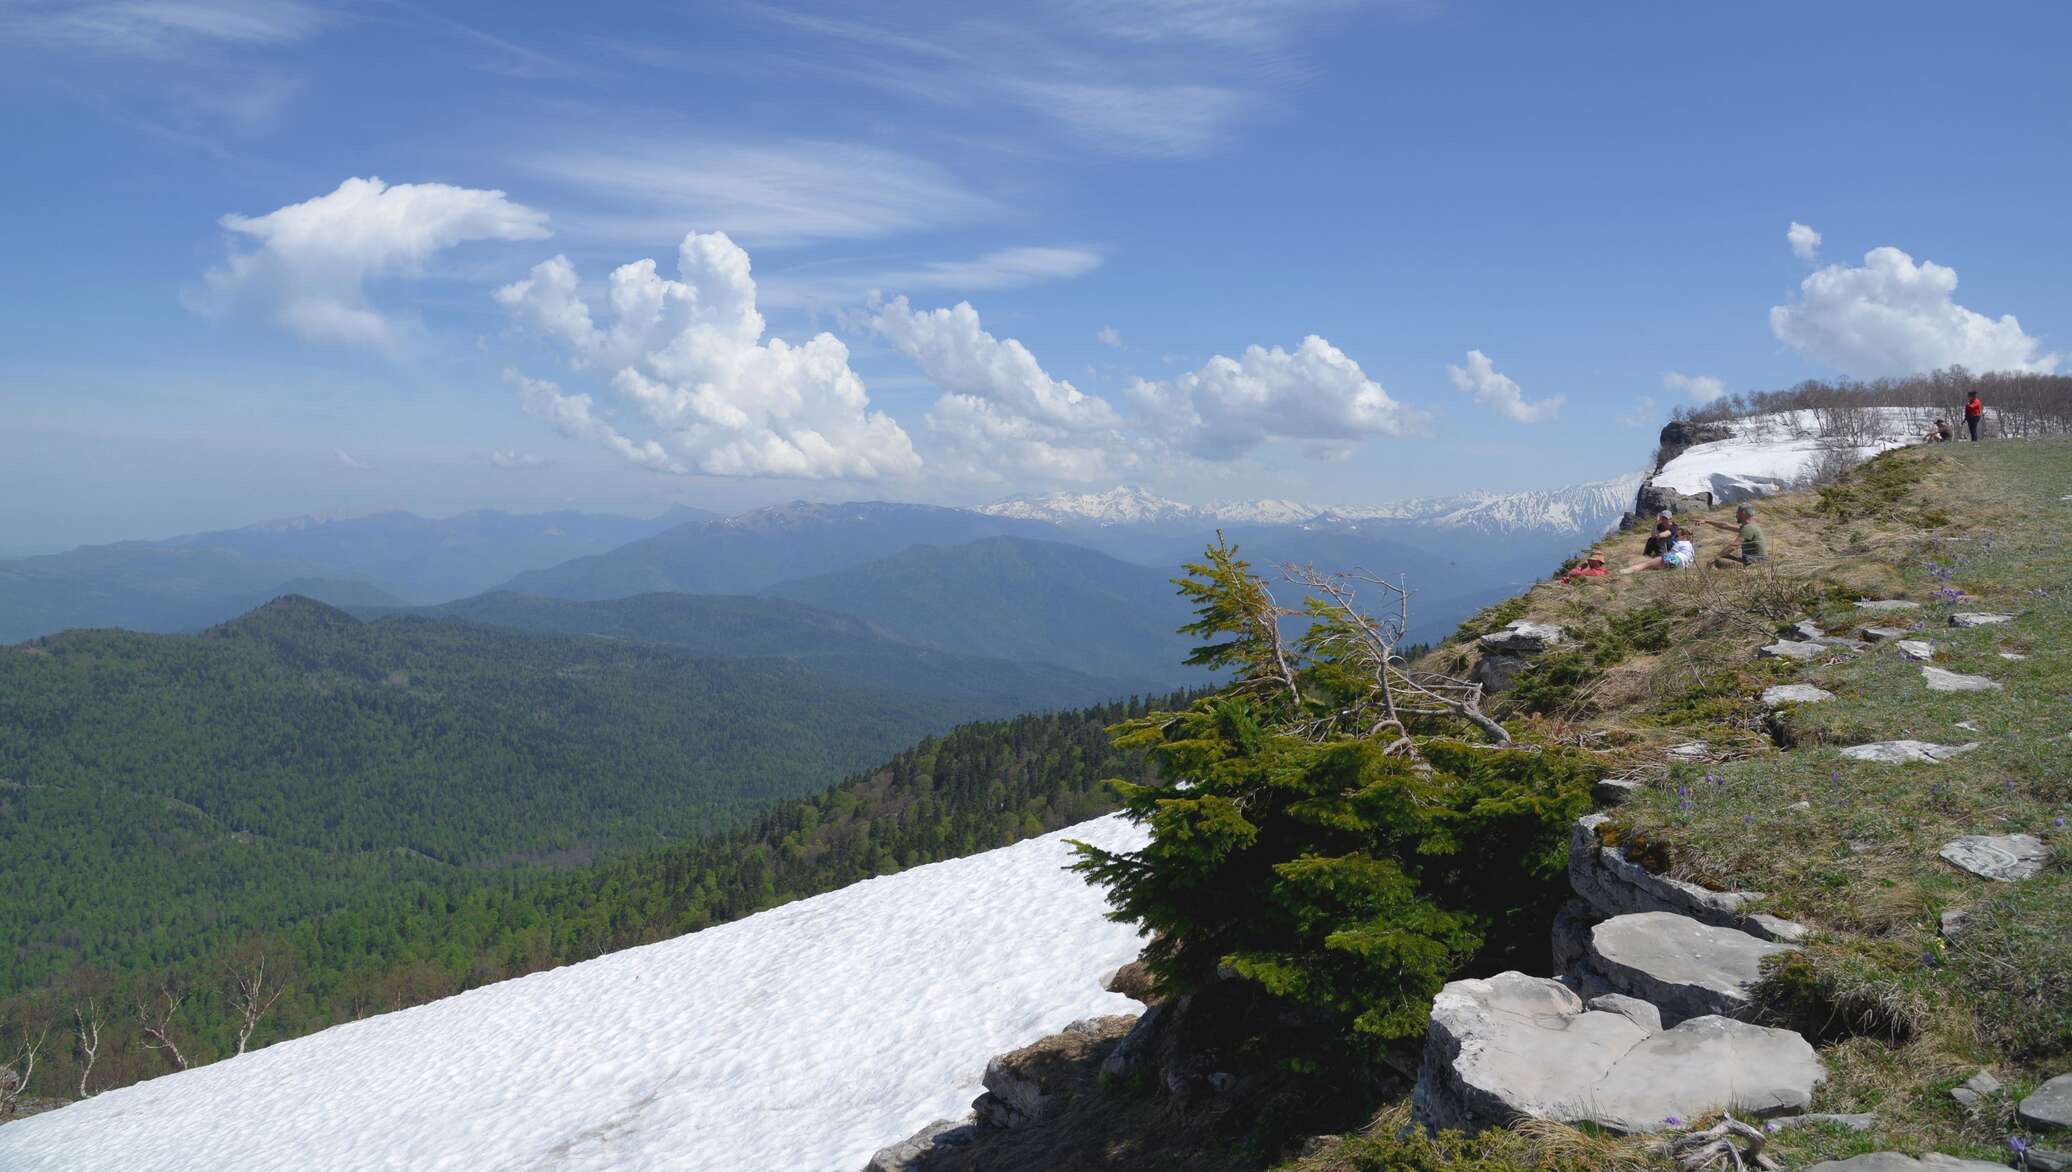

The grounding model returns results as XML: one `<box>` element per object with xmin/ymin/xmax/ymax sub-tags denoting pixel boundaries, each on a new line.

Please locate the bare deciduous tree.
<box><xmin>64</xmin><ymin>968</ymin><xmax>109</xmax><ymax>1099</ymax></box>
<box><xmin>135</xmin><ymin>978</ymin><xmax>192</xmax><ymax>1073</ymax></box>
<box><xmin>224</xmin><ymin>942</ymin><xmax>292</xmax><ymax>1056</ymax></box>
<box><xmin>1</xmin><ymin>1017</ymin><xmax>47</xmax><ymax>1119</ymax></box>
<box><xmin>1282</xmin><ymin>564</ymin><xmax>1512</xmax><ymax>759</ymax></box>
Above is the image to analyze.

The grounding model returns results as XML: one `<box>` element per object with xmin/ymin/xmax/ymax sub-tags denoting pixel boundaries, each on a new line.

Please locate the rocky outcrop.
<box><xmin>1920</xmin><ymin>666</ymin><xmax>2001</xmax><ymax>692</ymax></box>
<box><xmin>865</xmin><ymin>1120</ymin><xmax>976</xmax><ymax>1172</ymax></box>
<box><xmin>973</xmin><ymin>1016</ymin><xmax>1137</xmax><ymax>1129</ymax></box>
<box><xmin>1762</xmin><ymin>684</ymin><xmax>1834</xmax><ymax>705</ymax></box>
<box><xmin>1949</xmin><ymin>612</ymin><xmax>2015</xmax><ymax>628</ymax></box>
<box><xmin>1627</xmin><ymin>420</ymin><xmax>1735</xmax><ymax>521</ymax></box>
<box><xmin>1412</xmin><ymin>971</ymin><xmax>1822</xmax><ymax>1135</ymax></box>
<box><xmin>1568</xmin><ymin>814</ymin><xmax>1800</xmax><ymax>940</ymax></box>
<box><xmin>2021</xmin><ymin>1074</ymin><xmax>2072</xmax><ymax>1131</ymax></box>
<box><xmin>1471</xmin><ymin>622</ymin><xmax>1566</xmax><ymax>694</ymax></box>
<box><xmin>1569</xmin><ymin>912</ymin><xmax>1796</xmax><ymax>1026</ymax></box>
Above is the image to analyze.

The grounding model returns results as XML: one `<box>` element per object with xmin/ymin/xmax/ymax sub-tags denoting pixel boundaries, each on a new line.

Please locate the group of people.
<box><xmin>1562</xmin><ymin>503</ymin><xmax>1768</xmax><ymax>581</ymax></box>
<box><xmin>1922</xmin><ymin>391</ymin><xmax>1988</xmax><ymax>443</ymax></box>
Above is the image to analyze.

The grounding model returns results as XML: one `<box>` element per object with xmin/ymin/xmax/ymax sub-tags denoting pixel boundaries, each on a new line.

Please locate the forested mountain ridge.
<box><xmin>0</xmin><ymin>685</ymin><xmax>1182</xmax><ymax>1107</ymax></box>
<box><xmin>1</xmin><ymin>594</ymin><xmax>1122</xmax><ymax>999</ymax></box>
<box><xmin>496</xmin><ymin>500</ymin><xmax>1064</xmax><ymax>599</ymax></box>
<box><xmin>350</xmin><ymin>590</ymin><xmax>1154</xmax><ymax>705</ymax></box>
<box><xmin>761</xmin><ymin>536</ymin><xmax>1203</xmax><ymax>685</ymax></box>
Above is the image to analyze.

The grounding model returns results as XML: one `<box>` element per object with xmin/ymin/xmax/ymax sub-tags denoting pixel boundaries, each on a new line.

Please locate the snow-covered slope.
<box><xmin>1652</xmin><ymin>409</ymin><xmax>1928</xmax><ymax>503</ymax></box>
<box><xmin>0</xmin><ymin>817</ymin><xmax>1150</xmax><ymax>1172</ymax></box>
<box><xmin>978</xmin><ymin>475</ymin><xmax>1644</xmax><ymax>539</ymax></box>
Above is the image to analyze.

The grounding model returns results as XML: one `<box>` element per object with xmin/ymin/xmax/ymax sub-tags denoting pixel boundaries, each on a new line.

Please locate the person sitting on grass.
<box><xmin>1694</xmin><ymin>503</ymin><xmax>1768</xmax><ymax>569</ymax></box>
<box><xmin>1621</xmin><ymin>526</ymin><xmax>1694</xmax><ymax>574</ymax></box>
<box><xmin>1641</xmin><ymin>512</ymin><xmax>1676</xmax><ymax>558</ymax></box>
<box><xmin>1923</xmin><ymin>418</ymin><xmax>1953</xmax><ymax>443</ymax></box>
<box><xmin>1562</xmin><ymin>550</ymin><xmax>1610</xmax><ymax>581</ymax></box>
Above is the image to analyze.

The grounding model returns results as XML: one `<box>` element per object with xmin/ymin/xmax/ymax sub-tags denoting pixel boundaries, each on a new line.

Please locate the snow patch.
<box><xmin>0</xmin><ymin>817</ymin><xmax>1150</xmax><ymax>1172</ymax></box>
<box><xmin>1652</xmin><ymin>409</ymin><xmax>1934</xmax><ymax>503</ymax></box>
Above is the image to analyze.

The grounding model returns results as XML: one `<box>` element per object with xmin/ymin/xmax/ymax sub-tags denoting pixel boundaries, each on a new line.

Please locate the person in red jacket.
<box><xmin>1966</xmin><ymin>390</ymin><xmax>1985</xmax><ymax>441</ymax></box>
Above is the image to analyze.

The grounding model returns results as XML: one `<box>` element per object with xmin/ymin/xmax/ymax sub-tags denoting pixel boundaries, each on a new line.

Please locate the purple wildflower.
<box><xmin>1665</xmin><ymin>1115</ymin><xmax>1683</xmax><ymax>1126</ymax></box>
<box><xmin>2010</xmin><ymin>1136</ymin><xmax>2029</xmax><ymax>1155</ymax></box>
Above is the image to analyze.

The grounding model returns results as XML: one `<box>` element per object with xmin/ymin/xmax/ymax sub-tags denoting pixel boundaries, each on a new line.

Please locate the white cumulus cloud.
<box><xmin>1787</xmin><ymin>222</ymin><xmax>1821</xmax><ymax>262</ymax></box>
<box><xmin>1095</xmin><ymin>325</ymin><xmax>1122</xmax><ymax>348</ymax></box>
<box><xmin>191</xmin><ymin>177</ymin><xmax>550</xmax><ymax>348</ymax></box>
<box><xmin>1770</xmin><ymin>246</ymin><xmax>2059</xmax><ymax>377</ymax></box>
<box><xmin>1130</xmin><ymin>336</ymin><xmax>1427</xmax><ymax>459</ymax></box>
<box><xmin>865</xmin><ymin>296</ymin><xmax>1129</xmax><ymax>483</ymax></box>
<box><xmin>1444</xmin><ymin>350</ymin><xmax>1565</xmax><ymax>424</ymax></box>
<box><xmin>498</xmin><ymin>233</ymin><xmax>920</xmax><ymax>481</ymax></box>
<box><xmin>1662</xmin><ymin>371</ymin><xmax>1727</xmax><ymax>403</ymax></box>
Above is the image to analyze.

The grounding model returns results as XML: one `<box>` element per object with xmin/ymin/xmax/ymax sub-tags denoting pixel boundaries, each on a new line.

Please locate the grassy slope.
<box><xmin>1295</xmin><ymin>439</ymin><xmax>2070</xmax><ymax>1170</ymax></box>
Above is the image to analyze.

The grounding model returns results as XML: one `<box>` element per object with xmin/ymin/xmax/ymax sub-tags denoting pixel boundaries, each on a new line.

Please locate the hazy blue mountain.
<box><xmin>762</xmin><ymin>537</ymin><xmax>1203</xmax><ymax>685</ymax></box>
<box><xmin>156</xmin><ymin>506</ymin><xmax>714</xmax><ymax>603</ymax></box>
<box><xmin>499</xmin><ymin>501</ymin><xmax>1062</xmax><ymax>600</ymax></box>
<box><xmin>356</xmin><ymin>590</ymin><xmax>1154</xmax><ymax>710</ymax></box>
<box><xmin>0</xmin><ymin>506</ymin><xmax>710</xmax><ymax>643</ymax></box>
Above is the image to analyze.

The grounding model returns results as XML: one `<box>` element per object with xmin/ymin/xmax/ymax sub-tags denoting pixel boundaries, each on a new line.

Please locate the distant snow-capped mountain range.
<box><xmin>977</xmin><ymin>473</ymin><xmax>1646</xmax><ymax>537</ymax></box>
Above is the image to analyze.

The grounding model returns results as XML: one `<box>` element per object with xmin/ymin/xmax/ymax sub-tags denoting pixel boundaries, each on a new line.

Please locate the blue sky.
<box><xmin>4</xmin><ymin>1</ymin><xmax>2068</xmax><ymax>548</ymax></box>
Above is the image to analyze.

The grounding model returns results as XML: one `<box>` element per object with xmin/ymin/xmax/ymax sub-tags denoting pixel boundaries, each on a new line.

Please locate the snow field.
<box><xmin>0</xmin><ymin>816</ymin><xmax>1151</xmax><ymax>1172</ymax></box>
<box><xmin>1653</xmin><ymin>408</ymin><xmax>1937</xmax><ymax>502</ymax></box>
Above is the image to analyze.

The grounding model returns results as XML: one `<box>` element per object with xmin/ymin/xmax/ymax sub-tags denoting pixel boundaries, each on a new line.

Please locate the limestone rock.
<box><xmin>1573</xmin><ymin>912</ymin><xmax>1796</xmax><ymax>1026</ymax></box>
<box><xmin>1839</xmin><ymin>740</ymin><xmax>1979</xmax><ymax>764</ymax></box>
<box><xmin>1550</xmin><ymin>898</ymin><xmax>1596</xmax><ymax>976</ymax></box>
<box><xmin>2020</xmin><ymin>1073</ymin><xmax>2072</xmax><ymax>1131</ymax></box>
<box><xmin>1594</xmin><ymin>778</ymin><xmax>1644</xmax><ymax>805</ymax></box>
<box><xmin>865</xmin><ymin>1119</ymin><xmax>975</xmax><ymax>1172</ymax></box>
<box><xmin>1586</xmin><ymin>993</ymin><xmax>1662</xmax><ymax>1034</ymax></box>
<box><xmin>1921</xmin><ymin>666</ymin><xmax>2002</xmax><ymax>692</ymax></box>
<box><xmin>1471</xmin><ymin>653</ymin><xmax>1529</xmax><ymax>694</ymax></box>
<box><xmin>1896</xmin><ymin>640</ymin><xmax>1938</xmax><ymax>662</ymax></box>
<box><xmin>1479</xmin><ymin>621</ymin><xmax>1567</xmax><ymax>654</ymax></box>
<box><xmin>1103</xmin><ymin>960</ymin><xmax>1158</xmax><ymax>1003</ymax></box>
<box><xmin>2001</xmin><ymin>650</ymin><xmax>2029</xmax><ymax>661</ymax></box>
<box><xmin>1859</xmin><ymin>626</ymin><xmax>1909</xmax><ymax>642</ymax></box>
<box><xmin>1413</xmin><ymin>971</ymin><xmax>1822</xmax><ymax>1135</ymax></box>
<box><xmin>1586</xmin><ymin>1014</ymin><xmax>1823</xmax><ymax>1134</ymax></box>
<box><xmin>1949</xmin><ymin>612</ymin><xmax>2015</xmax><ymax>627</ymax></box>
<box><xmin>1854</xmin><ymin>599</ymin><xmax>1923</xmax><ymax>612</ymax></box>
<box><xmin>1569</xmin><ymin>815</ymin><xmax>1763</xmax><ymax>930</ymax></box>
<box><xmin>975</xmin><ymin>1015</ymin><xmax>1136</xmax><ymax>1128</ymax></box>
<box><xmin>2025</xmin><ymin>1147</ymin><xmax>2072</xmax><ymax>1172</ymax></box>
<box><xmin>1939</xmin><ymin>834</ymin><xmax>2049</xmax><ymax>882</ymax></box>
<box><xmin>1759</xmin><ymin>640</ymin><xmax>1824</xmax><ymax>662</ymax></box>
<box><xmin>1790</xmin><ymin>620</ymin><xmax>1826</xmax><ymax>641</ymax></box>
<box><xmin>1938</xmin><ymin>908</ymin><xmax>1972</xmax><ymax>942</ymax></box>
<box><xmin>1666</xmin><ymin>742</ymin><xmax>1713</xmax><ymax>761</ymax></box>
<box><xmin>1763</xmin><ymin>684</ymin><xmax>1834</xmax><ymax>705</ymax></box>
<box><xmin>1949</xmin><ymin>1069</ymin><xmax>2002</xmax><ymax>1110</ymax></box>
<box><xmin>1804</xmin><ymin>1157</ymin><xmax>2005</xmax><ymax>1172</ymax></box>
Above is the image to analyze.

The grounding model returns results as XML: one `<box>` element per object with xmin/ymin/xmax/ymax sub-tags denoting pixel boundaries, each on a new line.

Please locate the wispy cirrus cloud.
<box><xmin>759</xmin><ymin>245</ymin><xmax>1103</xmax><ymax>309</ymax></box>
<box><xmin>524</xmin><ymin>138</ymin><xmax>998</xmax><ymax>249</ymax></box>
<box><xmin>2</xmin><ymin>0</ymin><xmax>330</xmax><ymax>56</ymax></box>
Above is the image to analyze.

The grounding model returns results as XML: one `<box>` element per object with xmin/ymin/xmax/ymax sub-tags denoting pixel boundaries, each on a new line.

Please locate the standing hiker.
<box><xmin>1966</xmin><ymin>389</ymin><xmax>1985</xmax><ymax>441</ymax></box>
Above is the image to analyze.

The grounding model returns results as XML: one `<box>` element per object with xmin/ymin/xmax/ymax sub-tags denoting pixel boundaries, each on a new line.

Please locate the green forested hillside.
<box><xmin>1</xmin><ymin>690</ymin><xmax>1179</xmax><ymax>1104</ymax></box>
<box><xmin>0</xmin><ymin>594</ymin><xmax>1115</xmax><ymax>996</ymax></box>
<box><xmin>353</xmin><ymin>590</ymin><xmax>1137</xmax><ymax>708</ymax></box>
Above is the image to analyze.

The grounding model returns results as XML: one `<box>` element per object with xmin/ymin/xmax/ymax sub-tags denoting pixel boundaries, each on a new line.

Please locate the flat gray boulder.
<box><xmin>1413</xmin><ymin>972</ymin><xmax>1821</xmax><ymax>1135</ymax></box>
<box><xmin>1666</xmin><ymin>742</ymin><xmax>1712</xmax><ymax>761</ymax></box>
<box><xmin>1896</xmin><ymin>639</ymin><xmax>1937</xmax><ymax>661</ymax></box>
<box><xmin>1950</xmin><ymin>612</ymin><xmax>2015</xmax><ymax>628</ymax></box>
<box><xmin>1763</xmin><ymin>684</ymin><xmax>1834</xmax><ymax>705</ymax></box>
<box><xmin>1859</xmin><ymin>626</ymin><xmax>1909</xmax><ymax>642</ymax></box>
<box><xmin>864</xmin><ymin>1119</ymin><xmax>974</xmax><ymax>1171</ymax></box>
<box><xmin>2021</xmin><ymin>1073</ymin><xmax>2072</xmax><ymax>1131</ymax></box>
<box><xmin>1939</xmin><ymin>834</ymin><xmax>2050</xmax><ymax>882</ymax></box>
<box><xmin>2001</xmin><ymin>651</ymin><xmax>2029</xmax><ymax>661</ymax></box>
<box><xmin>1759</xmin><ymin>640</ymin><xmax>1824</xmax><ymax>662</ymax></box>
<box><xmin>1478</xmin><ymin>621</ymin><xmax>1566</xmax><ymax>654</ymax></box>
<box><xmin>1790</xmin><ymin>620</ymin><xmax>1825</xmax><ymax>640</ymax></box>
<box><xmin>1921</xmin><ymin>666</ymin><xmax>2002</xmax><ymax>692</ymax></box>
<box><xmin>1839</xmin><ymin>740</ymin><xmax>1979</xmax><ymax>764</ymax></box>
<box><xmin>1855</xmin><ymin>599</ymin><xmax>1923</xmax><ymax>612</ymax></box>
<box><xmin>1574</xmin><ymin>912</ymin><xmax>1795</xmax><ymax>1026</ymax></box>
<box><xmin>1804</xmin><ymin>1156</ymin><xmax>2006</xmax><ymax>1172</ymax></box>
